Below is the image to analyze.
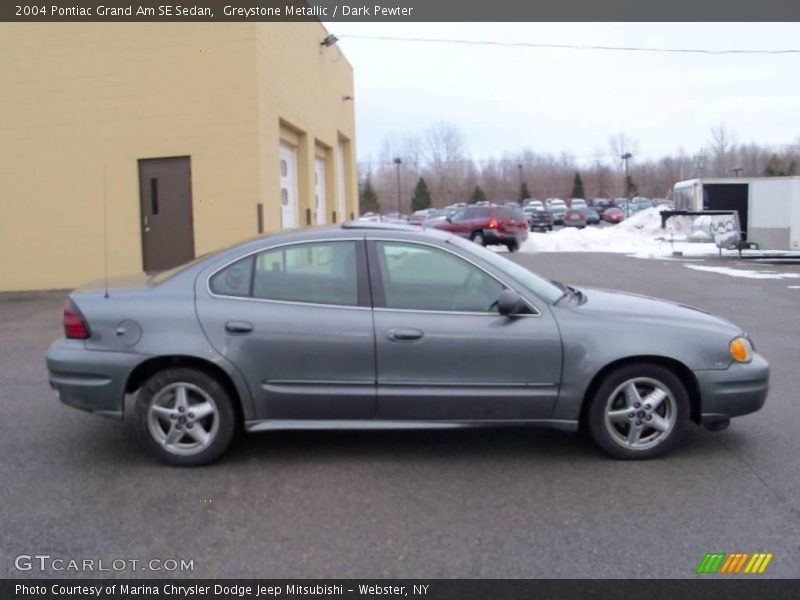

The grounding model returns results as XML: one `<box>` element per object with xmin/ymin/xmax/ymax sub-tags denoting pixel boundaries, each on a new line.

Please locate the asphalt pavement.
<box><xmin>2</xmin><ymin>251</ymin><xmax>799</xmax><ymax>579</ymax></box>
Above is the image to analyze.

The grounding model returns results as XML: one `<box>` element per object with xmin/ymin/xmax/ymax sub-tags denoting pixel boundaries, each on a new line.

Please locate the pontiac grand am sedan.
<box><xmin>46</xmin><ymin>223</ymin><xmax>769</xmax><ymax>466</ymax></box>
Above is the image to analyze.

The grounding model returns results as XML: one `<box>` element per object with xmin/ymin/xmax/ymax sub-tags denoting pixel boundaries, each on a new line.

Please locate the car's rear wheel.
<box><xmin>506</xmin><ymin>241</ymin><xmax>519</xmax><ymax>253</ymax></box>
<box><xmin>470</xmin><ymin>231</ymin><xmax>485</xmax><ymax>246</ymax></box>
<box><xmin>587</xmin><ymin>364</ymin><xmax>689</xmax><ymax>460</ymax></box>
<box><xmin>134</xmin><ymin>368</ymin><xmax>236</xmax><ymax>466</ymax></box>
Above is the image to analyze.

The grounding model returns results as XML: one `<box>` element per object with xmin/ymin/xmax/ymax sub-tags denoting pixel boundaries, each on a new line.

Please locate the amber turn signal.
<box><xmin>730</xmin><ymin>337</ymin><xmax>751</xmax><ymax>363</ymax></box>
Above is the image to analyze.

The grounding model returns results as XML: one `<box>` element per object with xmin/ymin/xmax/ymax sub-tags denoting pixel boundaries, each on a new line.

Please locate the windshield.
<box><xmin>448</xmin><ymin>236</ymin><xmax>564</xmax><ymax>303</ymax></box>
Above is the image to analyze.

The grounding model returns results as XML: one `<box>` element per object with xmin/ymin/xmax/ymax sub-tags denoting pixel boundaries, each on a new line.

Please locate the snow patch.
<box><xmin>684</xmin><ymin>265</ymin><xmax>800</xmax><ymax>280</ymax></box>
<box><xmin>520</xmin><ymin>207</ymin><xmax>717</xmax><ymax>257</ymax></box>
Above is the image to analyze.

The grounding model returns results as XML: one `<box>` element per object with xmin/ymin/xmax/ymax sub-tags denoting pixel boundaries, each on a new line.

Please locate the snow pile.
<box><xmin>520</xmin><ymin>207</ymin><xmax>717</xmax><ymax>256</ymax></box>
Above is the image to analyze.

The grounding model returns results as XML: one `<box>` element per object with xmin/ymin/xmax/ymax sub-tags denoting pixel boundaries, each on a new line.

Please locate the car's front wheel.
<box><xmin>134</xmin><ymin>368</ymin><xmax>236</xmax><ymax>466</ymax></box>
<box><xmin>587</xmin><ymin>364</ymin><xmax>689</xmax><ymax>460</ymax></box>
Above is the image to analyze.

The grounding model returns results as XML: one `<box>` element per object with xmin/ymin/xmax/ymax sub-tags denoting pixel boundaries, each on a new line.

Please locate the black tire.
<box><xmin>470</xmin><ymin>231</ymin><xmax>486</xmax><ymax>246</ymax></box>
<box><xmin>586</xmin><ymin>363</ymin><xmax>689</xmax><ymax>460</ymax></box>
<box><xmin>506</xmin><ymin>241</ymin><xmax>519</xmax><ymax>253</ymax></box>
<box><xmin>134</xmin><ymin>367</ymin><xmax>237</xmax><ymax>466</ymax></box>
<box><xmin>548</xmin><ymin>225</ymin><xmax>553</xmax><ymax>231</ymax></box>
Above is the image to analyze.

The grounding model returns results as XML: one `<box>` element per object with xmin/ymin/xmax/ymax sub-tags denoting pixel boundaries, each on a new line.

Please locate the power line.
<box><xmin>339</xmin><ymin>34</ymin><xmax>800</xmax><ymax>56</ymax></box>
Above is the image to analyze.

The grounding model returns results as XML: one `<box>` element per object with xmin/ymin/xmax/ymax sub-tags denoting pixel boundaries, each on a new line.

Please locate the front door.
<box><xmin>138</xmin><ymin>156</ymin><xmax>194</xmax><ymax>272</ymax></box>
<box><xmin>368</xmin><ymin>240</ymin><xmax>562</xmax><ymax>420</ymax></box>
<box><xmin>196</xmin><ymin>239</ymin><xmax>375</xmax><ymax>420</ymax></box>
<box><xmin>279</xmin><ymin>144</ymin><xmax>299</xmax><ymax>229</ymax></box>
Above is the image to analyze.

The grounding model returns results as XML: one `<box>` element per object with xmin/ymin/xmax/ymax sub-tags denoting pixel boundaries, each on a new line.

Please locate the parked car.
<box><xmin>584</xmin><ymin>208</ymin><xmax>601</xmax><ymax>225</ymax></box>
<box><xmin>592</xmin><ymin>198</ymin><xmax>614</xmax><ymax>215</ymax></box>
<box><xmin>47</xmin><ymin>223</ymin><xmax>769</xmax><ymax>465</ymax></box>
<box><xmin>435</xmin><ymin>203</ymin><xmax>529</xmax><ymax>251</ymax></box>
<box><xmin>524</xmin><ymin>199</ymin><xmax>544</xmax><ymax>210</ymax></box>
<box><xmin>547</xmin><ymin>200</ymin><xmax>568</xmax><ymax>224</ymax></box>
<box><xmin>563</xmin><ymin>208</ymin><xmax>587</xmax><ymax>228</ymax></box>
<box><xmin>407</xmin><ymin>210</ymin><xmax>432</xmax><ymax>226</ymax></box>
<box><xmin>570</xmin><ymin>198</ymin><xmax>588</xmax><ymax>210</ymax></box>
<box><xmin>524</xmin><ymin>205</ymin><xmax>554</xmax><ymax>231</ymax></box>
<box><xmin>603</xmin><ymin>207</ymin><xmax>625</xmax><ymax>224</ymax></box>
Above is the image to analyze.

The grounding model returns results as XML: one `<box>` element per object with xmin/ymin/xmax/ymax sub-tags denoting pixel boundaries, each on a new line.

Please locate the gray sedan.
<box><xmin>46</xmin><ymin>223</ymin><xmax>769</xmax><ymax>465</ymax></box>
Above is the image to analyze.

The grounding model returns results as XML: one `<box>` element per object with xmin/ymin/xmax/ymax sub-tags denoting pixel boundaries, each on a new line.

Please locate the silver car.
<box><xmin>47</xmin><ymin>223</ymin><xmax>769</xmax><ymax>465</ymax></box>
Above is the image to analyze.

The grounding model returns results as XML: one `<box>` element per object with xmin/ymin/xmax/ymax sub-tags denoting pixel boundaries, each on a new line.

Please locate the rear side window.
<box><xmin>210</xmin><ymin>241</ymin><xmax>359</xmax><ymax>306</ymax></box>
<box><xmin>209</xmin><ymin>256</ymin><xmax>254</xmax><ymax>297</ymax></box>
<box><xmin>496</xmin><ymin>207</ymin><xmax>510</xmax><ymax>219</ymax></box>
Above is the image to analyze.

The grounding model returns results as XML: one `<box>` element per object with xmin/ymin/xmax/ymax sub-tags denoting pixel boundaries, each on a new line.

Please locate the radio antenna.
<box><xmin>103</xmin><ymin>164</ymin><xmax>110</xmax><ymax>298</ymax></box>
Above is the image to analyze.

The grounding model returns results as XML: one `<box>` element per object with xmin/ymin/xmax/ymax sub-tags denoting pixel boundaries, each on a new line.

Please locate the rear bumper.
<box><xmin>696</xmin><ymin>353</ymin><xmax>769</xmax><ymax>421</ymax></box>
<box><xmin>46</xmin><ymin>339</ymin><xmax>143</xmax><ymax>419</ymax></box>
<box><xmin>483</xmin><ymin>230</ymin><xmax>527</xmax><ymax>245</ymax></box>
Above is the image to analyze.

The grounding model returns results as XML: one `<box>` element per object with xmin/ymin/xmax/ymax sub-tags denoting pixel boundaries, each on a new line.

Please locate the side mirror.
<box><xmin>497</xmin><ymin>289</ymin><xmax>528</xmax><ymax>316</ymax></box>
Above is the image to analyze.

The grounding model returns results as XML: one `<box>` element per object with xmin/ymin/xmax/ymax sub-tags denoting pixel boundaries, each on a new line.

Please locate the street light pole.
<box><xmin>393</xmin><ymin>157</ymin><xmax>402</xmax><ymax>215</ymax></box>
<box><xmin>621</xmin><ymin>152</ymin><xmax>632</xmax><ymax>218</ymax></box>
<box><xmin>517</xmin><ymin>164</ymin><xmax>523</xmax><ymax>200</ymax></box>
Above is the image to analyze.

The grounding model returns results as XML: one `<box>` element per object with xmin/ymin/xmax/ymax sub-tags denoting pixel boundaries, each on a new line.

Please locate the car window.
<box><xmin>209</xmin><ymin>255</ymin><xmax>254</xmax><ymax>297</ymax></box>
<box><xmin>376</xmin><ymin>242</ymin><xmax>504</xmax><ymax>313</ymax></box>
<box><xmin>211</xmin><ymin>241</ymin><xmax>359</xmax><ymax>306</ymax></box>
<box><xmin>496</xmin><ymin>206</ymin><xmax>510</xmax><ymax>219</ymax></box>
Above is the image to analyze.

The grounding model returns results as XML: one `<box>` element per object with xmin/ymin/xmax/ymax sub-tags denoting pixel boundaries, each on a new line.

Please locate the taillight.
<box><xmin>579</xmin><ymin>213</ymin><xmax>585</xmax><ymax>219</ymax></box>
<box><xmin>488</xmin><ymin>219</ymin><xmax>498</xmax><ymax>229</ymax></box>
<box><xmin>63</xmin><ymin>300</ymin><xmax>90</xmax><ymax>339</ymax></box>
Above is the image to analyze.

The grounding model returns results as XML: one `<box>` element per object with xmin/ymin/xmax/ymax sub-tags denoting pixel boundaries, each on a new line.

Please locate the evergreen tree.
<box><xmin>519</xmin><ymin>182</ymin><xmax>531</xmax><ymax>201</ymax></box>
<box><xmin>410</xmin><ymin>177</ymin><xmax>432</xmax><ymax>212</ymax></box>
<box><xmin>764</xmin><ymin>154</ymin><xmax>793</xmax><ymax>177</ymax></box>
<box><xmin>570</xmin><ymin>172</ymin><xmax>585</xmax><ymax>199</ymax></box>
<box><xmin>470</xmin><ymin>185</ymin><xmax>487</xmax><ymax>204</ymax></box>
<box><xmin>359</xmin><ymin>177</ymin><xmax>381</xmax><ymax>214</ymax></box>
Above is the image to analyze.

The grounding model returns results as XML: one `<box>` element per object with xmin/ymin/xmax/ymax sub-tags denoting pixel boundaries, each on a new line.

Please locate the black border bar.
<box><xmin>3</xmin><ymin>0</ymin><xmax>800</xmax><ymax>22</ymax></box>
<box><xmin>4</xmin><ymin>579</ymin><xmax>800</xmax><ymax>600</ymax></box>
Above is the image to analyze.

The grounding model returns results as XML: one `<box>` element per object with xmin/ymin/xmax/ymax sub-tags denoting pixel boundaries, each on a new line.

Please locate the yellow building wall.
<box><xmin>255</xmin><ymin>23</ymin><xmax>358</xmax><ymax>229</ymax></box>
<box><xmin>0</xmin><ymin>22</ymin><xmax>357</xmax><ymax>292</ymax></box>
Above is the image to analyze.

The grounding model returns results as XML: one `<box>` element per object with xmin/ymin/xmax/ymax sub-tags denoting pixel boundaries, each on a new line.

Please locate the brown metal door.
<box><xmin>138</xmin><ymin>156</ymin><xmax>195</xmax><ymax>272</ymax></box>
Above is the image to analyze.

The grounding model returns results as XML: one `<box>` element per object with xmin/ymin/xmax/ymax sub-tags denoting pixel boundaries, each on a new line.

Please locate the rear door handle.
<box><xmin>225</xmin><ymin>320</ymin><xmax>254</xmax><ymax>334</ymax></box>
<box><xmin>387</xmin><ymin>328</ymin><xmax>424</xmax><ymax>342</ymax></box>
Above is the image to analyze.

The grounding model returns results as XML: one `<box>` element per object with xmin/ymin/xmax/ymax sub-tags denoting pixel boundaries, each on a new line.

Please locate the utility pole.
<box><xmin>393</xmin><ymin>157</ymin><xmax>402</xmax><ymax>215</ymax></box>
<box><xmin>621</xmin><ymin>152</ymin><xmax>632</xmax><ymax>218</ymax></box>
<box><xmin>517</xmin><ymin>164</ymin><xmax>523</xmax><ymax>200</ymax></box>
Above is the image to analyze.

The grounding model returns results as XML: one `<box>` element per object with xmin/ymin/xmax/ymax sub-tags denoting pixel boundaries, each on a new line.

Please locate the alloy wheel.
<box><xmin>603</xmin><ymin>377</ymin><xmax>677</xmax><ymax>451</ymax></box>
<box><xmin>146</xmin><ymin>382</ymin><xmax>220</xmax><ymax>456</ymax></box>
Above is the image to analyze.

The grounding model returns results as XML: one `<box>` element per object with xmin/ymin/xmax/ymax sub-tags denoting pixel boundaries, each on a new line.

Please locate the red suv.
<box><xmin>434</xmin><ymin>203</ymin><xmax>529</xmax><ymax>251</ymax></box>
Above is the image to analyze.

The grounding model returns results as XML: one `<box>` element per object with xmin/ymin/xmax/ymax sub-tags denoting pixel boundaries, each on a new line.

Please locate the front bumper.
<box><xmin>696</xmin><ymin>352</ymin><xmax>769</xmax><ymax>421</ymax></box>
<box><xmin>46</xmin><ymin>339</ymin><xmax>143</xmax><ymax>419</ymax></box>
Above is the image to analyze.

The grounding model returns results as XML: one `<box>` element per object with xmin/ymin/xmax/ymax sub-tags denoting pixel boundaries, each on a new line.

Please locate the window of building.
<box><xmin>376</xmin><ymin>242</ymin><xmax>503</xmax><ymax>313</ymax></box>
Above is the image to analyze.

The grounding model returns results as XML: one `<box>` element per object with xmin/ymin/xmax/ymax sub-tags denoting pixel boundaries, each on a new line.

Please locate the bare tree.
<box><xmin>424</xmin><ymin>121</ymin><xmax>468</xmax><ymax>204</ymax></box>
<box><xmin>706</xmin><ymin>124</ymin><xmax>737</xmax><ymax>176</ymax></box>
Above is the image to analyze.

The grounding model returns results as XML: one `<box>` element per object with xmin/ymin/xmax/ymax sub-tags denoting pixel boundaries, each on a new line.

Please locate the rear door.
<box><xmin>196</xmin><ymin>238</ymin><xmax>376</xmax><ymax>420</ymax></box>
<box><xmin>367</xmin><ymin>238</ymin><xmax>562</xmax><ymax>420</ymax></box>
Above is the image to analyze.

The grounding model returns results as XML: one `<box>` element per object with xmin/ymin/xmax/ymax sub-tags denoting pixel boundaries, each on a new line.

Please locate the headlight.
<box><xmin>729</xmin><ymin>337</ymin><xmax>752</xmax><ymax>363</ymax></box>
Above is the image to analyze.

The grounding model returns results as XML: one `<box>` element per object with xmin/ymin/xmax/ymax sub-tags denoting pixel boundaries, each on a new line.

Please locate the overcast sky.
<box><xmin>324</xmin><ymin>22</ymin><xmax>800</xmax><ymax>166</ymax></box>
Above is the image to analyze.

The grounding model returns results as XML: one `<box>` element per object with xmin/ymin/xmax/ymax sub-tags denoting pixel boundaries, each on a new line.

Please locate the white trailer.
<box><xmin>672</xmin><ymin>177</ymin><xmax>800</xmax><ymax>250</ymax></box>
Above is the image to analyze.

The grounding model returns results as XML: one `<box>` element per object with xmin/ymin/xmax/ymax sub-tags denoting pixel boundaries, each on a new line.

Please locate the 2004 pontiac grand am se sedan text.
<box><xmin>46</xmin><ymin>222</ymin><xmax>769</xmax><ymax>466</ymax></box>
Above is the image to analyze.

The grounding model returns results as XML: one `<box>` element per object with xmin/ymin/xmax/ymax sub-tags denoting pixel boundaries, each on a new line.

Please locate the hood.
<box><xmin>571</xmin><ymin>287</ymin><xmax>741</xmax><ymax>335</ymax></box>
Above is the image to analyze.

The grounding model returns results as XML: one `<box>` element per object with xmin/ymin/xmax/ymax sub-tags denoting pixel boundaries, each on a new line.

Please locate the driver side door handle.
<box><xmin>225</xmin><ymin>320</ymin><xmax>254</xmax><ymax>334</ymax></box>
<box><xmin>387</xmin><ymin>328</ymin><xmax>424</xmax><ymax>342</ymax></box>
